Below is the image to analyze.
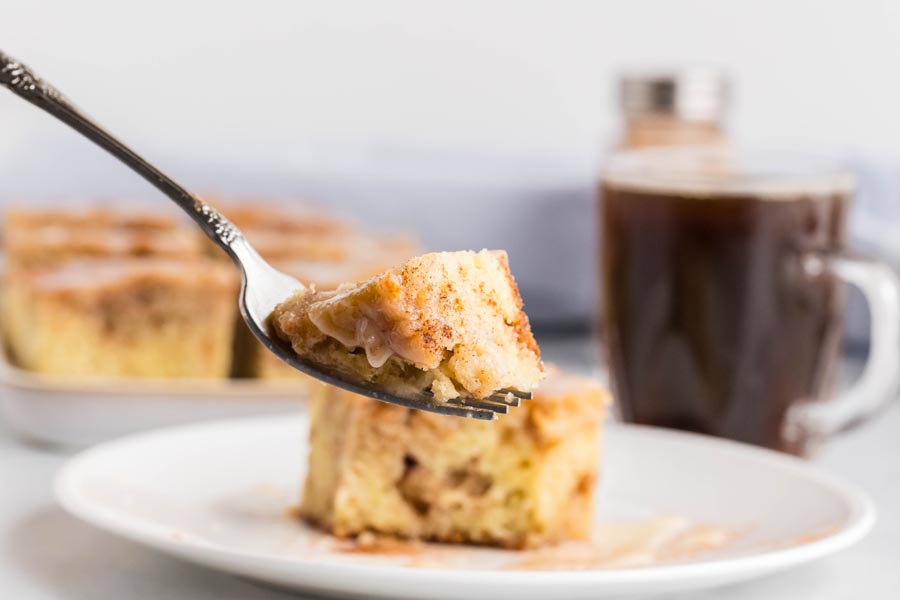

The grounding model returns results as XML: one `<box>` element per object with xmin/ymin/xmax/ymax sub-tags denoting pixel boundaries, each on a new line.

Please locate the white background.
<box><xmin>2</xmin><ymin>0</ymin><xmax>899</xmax><ymax>164</ymax></box>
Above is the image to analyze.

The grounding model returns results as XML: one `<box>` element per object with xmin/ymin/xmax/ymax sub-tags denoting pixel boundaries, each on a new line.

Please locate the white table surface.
<box><xmin>1</xmin><ymin>345</ymin><xmax>898</xmax><ymax>600</ymax></box>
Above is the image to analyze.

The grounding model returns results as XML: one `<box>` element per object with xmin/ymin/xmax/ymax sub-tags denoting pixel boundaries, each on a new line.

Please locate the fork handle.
<box><xmin>0</xmin><ymin>50</ymin><xmax>243</xmax><ymax>260</ymax></box>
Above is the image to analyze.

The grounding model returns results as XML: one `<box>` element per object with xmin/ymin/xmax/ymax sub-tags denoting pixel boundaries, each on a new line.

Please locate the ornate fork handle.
<box><xmin>0</xmin><ymin>50</ymin><xmax>243</xmax><ymax>253</ymax></box>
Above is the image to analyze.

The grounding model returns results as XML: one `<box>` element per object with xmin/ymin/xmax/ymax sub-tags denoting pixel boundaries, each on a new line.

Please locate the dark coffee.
<box><xmin>600</xmin><ymin>181</ymin><xmax>850</xmax><ymax>454</ymax></box>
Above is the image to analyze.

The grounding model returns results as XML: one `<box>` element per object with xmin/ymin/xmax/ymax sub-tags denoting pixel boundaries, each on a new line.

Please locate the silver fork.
<box><xmin>0</xmin><ymin>50</ymin><xmax>531</xmax><ymax>420</ymax></box>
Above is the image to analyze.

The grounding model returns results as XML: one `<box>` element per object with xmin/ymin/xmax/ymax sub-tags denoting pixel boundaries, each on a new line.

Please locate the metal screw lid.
<box><xmin>619</xmin><ymin>68</ymin><xmax>730</xmax><ymax>122</ymax></box>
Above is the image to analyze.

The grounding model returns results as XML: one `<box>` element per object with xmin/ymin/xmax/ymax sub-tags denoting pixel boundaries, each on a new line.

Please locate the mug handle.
<box><xmin>787</xmin><ymin>252</ymin><xmax>900</xmax><ymax>443</ymax></box>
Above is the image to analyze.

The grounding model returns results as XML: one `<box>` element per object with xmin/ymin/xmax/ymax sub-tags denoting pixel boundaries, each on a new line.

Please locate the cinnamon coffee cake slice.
<box><xmin>270</xmin><ymin>250</ymin><xmax>544</xmax><ymax>402</ymax></box>
<box><xmin>300</xmin><ymin>367</ymin><xmax>610</xmax><ymax>548</ymax></box>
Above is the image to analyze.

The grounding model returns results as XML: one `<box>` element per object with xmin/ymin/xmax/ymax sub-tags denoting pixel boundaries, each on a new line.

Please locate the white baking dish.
<box><xmin>0</xmin><ymin>343</ymin><xmax>306</xmax><ymax>448</ymax></box>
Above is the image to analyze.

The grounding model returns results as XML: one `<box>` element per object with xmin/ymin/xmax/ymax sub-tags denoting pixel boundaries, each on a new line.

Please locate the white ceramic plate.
<box><xmin>55</xmin><ymin>415</ymin><xmax>874</xmax><ymax>600</ymax></box>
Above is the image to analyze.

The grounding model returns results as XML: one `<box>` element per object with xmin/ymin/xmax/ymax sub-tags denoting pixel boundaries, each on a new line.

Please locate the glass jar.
<box><xmin>617</xmin><ymin>69</ymin><xmax>730</xmax><ymax>150</ymax></box>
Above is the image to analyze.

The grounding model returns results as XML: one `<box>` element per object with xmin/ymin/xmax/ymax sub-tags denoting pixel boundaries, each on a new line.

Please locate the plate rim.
<box><xmin>53</xmin><ymin>414</ymin><xmax>876</xmax><ymax>587</ymax></box>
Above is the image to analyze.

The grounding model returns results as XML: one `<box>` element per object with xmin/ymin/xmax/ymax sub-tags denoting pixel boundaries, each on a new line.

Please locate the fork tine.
<box><xmin>425</xmin><ymin>401</ymin><xmax>498</xmax><ymax>420</ymax></box>
<box><xmin>498</xmin><ymin>388</ymin><xmax>532</xmax><ymax>400</ymax></box>
<box><xmin>422</xmin><ymin>390</ymin><xmax>516</xmax><ymax>410</ymax></box>
<box><xmin>488</xmin><ymin>392</ymin><xmax>520</xmax><ymax>407</ymax></box>
<box><xmin>444</xmin><ymin>397</ymin><xmax>510</xmax><ymax>415</ymax></box>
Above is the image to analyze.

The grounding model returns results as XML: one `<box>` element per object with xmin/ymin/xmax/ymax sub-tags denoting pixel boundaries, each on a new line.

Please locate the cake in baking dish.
<box><xmin>6</xmin><ymin>257</ymin><xmax>238</xmax><ymax>378</ymax></box>
<box><xmin>300</xmin><ymin>367</ymin><xmax>610</xmax><ymax>548</ymax></box>
<box><xmin>269</xmin><ymin>250</ymin><xmax>544</xmax><ymax>401</ymax></box>
<box><xmin>1</xmin><ymin>208</ymin><xmax>209</xmax><ymax>375</ymax></box>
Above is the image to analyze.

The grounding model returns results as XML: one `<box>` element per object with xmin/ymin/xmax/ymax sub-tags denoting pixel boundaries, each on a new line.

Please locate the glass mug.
<box><xmin>599</xmin><ymin>146</ymin><xmax>900</xmax><ymax>455</ymax></box>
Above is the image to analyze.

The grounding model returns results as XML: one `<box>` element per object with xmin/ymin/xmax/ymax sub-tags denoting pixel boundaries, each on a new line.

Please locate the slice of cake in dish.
<box><xmin>1</xmin><ymin>217</ymin><xmax>206</xmax><ymax>366</ymax></box>
<box><xmin>270</xmin><ymin>249</ymin><xmax>544</xmax><ymax>401</ymax></box>
<box><xmin>6</xmin><ymin>258</ymin><xmax>239</xmax><ymax>378</ymax></box>
<box><xmin>300</xmin><ymin>366</ymin><xmax>610</xmax><ymax>548</ymax></box>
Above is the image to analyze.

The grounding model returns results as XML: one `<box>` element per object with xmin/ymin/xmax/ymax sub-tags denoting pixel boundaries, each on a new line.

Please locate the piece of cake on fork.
<box><xmin>237</xmin><ymin>233</ymin><xmax>419</xmax><ymax>380</ymax></box>
<box><xmin>269</xmin><ymin>249</ymin><xmax>544</xmax><ymax>402</ymax></box>
<box><xmin>300</xmin><ymin>366</ymin><xmax>610</xmax><ymax>548</ymax></box>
